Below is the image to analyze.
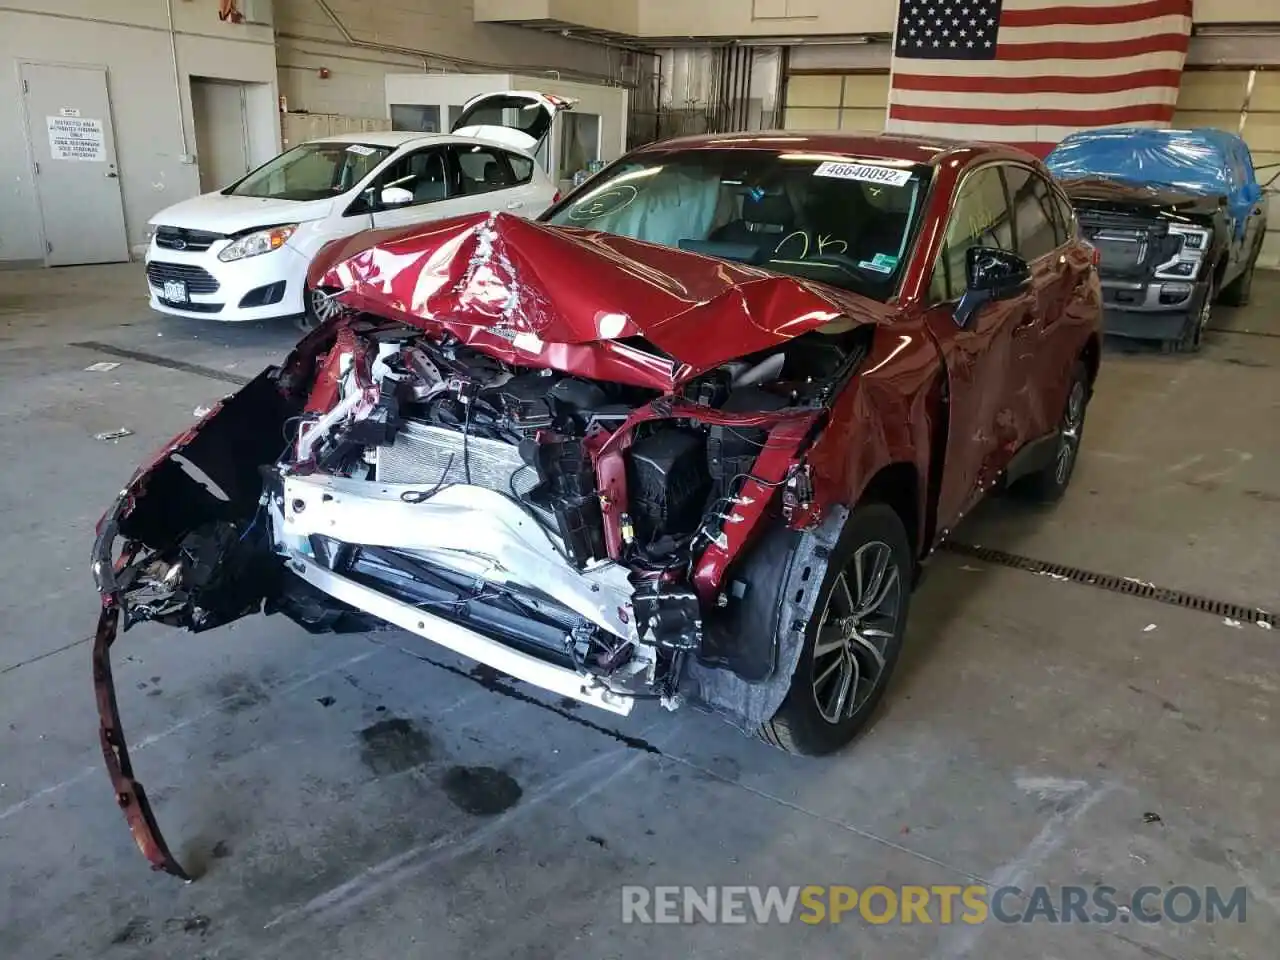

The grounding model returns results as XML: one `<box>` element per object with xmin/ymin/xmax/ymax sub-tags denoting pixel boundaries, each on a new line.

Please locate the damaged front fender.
<box><xmin>90</xmin><ymin>367</ymin><xmax>304</xmax><ymax>878</ymax></box>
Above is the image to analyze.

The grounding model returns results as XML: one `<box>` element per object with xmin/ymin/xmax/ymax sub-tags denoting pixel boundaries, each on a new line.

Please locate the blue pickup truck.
<box><xmin>1046</xmin><ymin>127</ymin><xmax>1268</xmax><ymax>352</ymax></box>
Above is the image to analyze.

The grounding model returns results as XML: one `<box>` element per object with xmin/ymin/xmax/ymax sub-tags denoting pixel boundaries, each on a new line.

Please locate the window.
<box><xmin>930</xmin><ymin>166</ymin><xmax>1013</xmax><ymax>302</ymax></box>
<box><xmin>390</xmin><ymin>104</ymin><xmax>441</xmax><ymax>133</ymax></box>
<box><xmin>542</xmin><ymin>149</ymin><xmax>931</xmax><ymax>302</ymax></box>
<box><xmin>228</xmin><ymin>141</ymin><xmax>392</xmax><ymax>201</ymax></box>
<box><xmin>558</xmin><ymin>113</ymin><xmax>600</xmax><ymax>182</ymax></box>
<box><xmin>1004</xmin><ymin>166</ymin><xmax>1059</xmax><ymax>262</ymax></box>
<box><xmin>1051</xmin><ymin>190</ymin><xmax>1076</xmax><ymax>246</ymax></box>
<box><xmin>368</xmin><ymin>147</ymin><xmax>449</xmax><ymax>209</ymax></box>
<box><xmin>451</xmin><ymin>144</ymin><xmax>515</xmax><ymax>195</ymax></box>
<box><xmin>507</xmin><ymin>151</ymin><xmax>534</xmax><ymax>185</ymax></box>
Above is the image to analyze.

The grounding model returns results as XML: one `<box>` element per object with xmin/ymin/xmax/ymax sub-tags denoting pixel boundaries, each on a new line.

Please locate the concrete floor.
<box><xmin>1</xmin><ymin>264</ymin><xmax>1277</xmax><ymax>960</ymax></box>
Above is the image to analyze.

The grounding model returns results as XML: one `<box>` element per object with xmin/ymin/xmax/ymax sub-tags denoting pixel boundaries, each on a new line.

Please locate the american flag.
<box><xmin>884</xmin><ymin>0</ymin><xmax>1194</xmax><ymax>156</ymax></box>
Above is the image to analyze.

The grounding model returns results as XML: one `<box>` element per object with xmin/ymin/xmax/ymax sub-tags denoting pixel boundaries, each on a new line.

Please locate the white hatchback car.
<box><xmin>143</xmin><ymin>91</ymin><xmax>565</xmax><ymax>326</ymax></box>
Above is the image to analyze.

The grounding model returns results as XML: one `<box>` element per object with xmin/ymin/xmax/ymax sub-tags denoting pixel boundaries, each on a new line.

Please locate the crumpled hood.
<box><xmin>311</xmin><ymin>212</ymin><xmax>885</xmax><ymax>380</ymax></box>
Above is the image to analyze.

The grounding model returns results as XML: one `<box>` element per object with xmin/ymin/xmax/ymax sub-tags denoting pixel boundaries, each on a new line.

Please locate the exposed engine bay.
<box><xmin>99</xmin><ymin>316</ymin><xmax>867</xmax><ymax>729</ymax></box>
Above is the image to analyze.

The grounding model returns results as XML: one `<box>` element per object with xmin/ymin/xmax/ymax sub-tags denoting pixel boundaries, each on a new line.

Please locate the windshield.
<box><xmin>542</xmin><ymin>149</ymin><xmax>930</xmax><ymax>300</ymax></box>
<box><xmin>227</xmin><ymin>142</ymin><xmax>393</xmax><ymax>201</ymax></box>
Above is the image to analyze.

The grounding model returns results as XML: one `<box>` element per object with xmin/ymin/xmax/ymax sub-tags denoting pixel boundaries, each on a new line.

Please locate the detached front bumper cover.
<box><xmin>92</xmin><ymin>503</ymin><xmax>190</xmax><ymax>879</ymax></box>
<box><xmin>92</xmin><ymin>599</ymin><xmax>190</xmax><ymax>879</ymax></box>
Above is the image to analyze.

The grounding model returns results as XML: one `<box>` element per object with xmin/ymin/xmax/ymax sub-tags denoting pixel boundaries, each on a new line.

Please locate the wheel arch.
<box><xmin>1079</xmin><ymin>332</ymin><xmax>1101</xmax><ymax>392</ymax></box>
<box><xmin>856</xmin><ymin>461</ymin><xmax>923</xmax><ymax>568</ymax></box>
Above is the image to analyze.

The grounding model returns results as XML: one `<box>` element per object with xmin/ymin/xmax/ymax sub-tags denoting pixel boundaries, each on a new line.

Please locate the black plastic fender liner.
<box><xmin>682</xmin><ymin>505</ymin><xmax>850</xmax><ymax>730</ymax></box>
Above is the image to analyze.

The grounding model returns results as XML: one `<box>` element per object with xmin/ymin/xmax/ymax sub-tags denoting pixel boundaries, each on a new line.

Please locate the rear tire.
<box><xmin>1010</xmin><ymin>360</ymin><xmax>1089</xmax><ymax>503</ymax></box>
<box><xmin>758</xmin><ymin>503</ymin><xmax>912</xmax><ymax>756</ymax></box>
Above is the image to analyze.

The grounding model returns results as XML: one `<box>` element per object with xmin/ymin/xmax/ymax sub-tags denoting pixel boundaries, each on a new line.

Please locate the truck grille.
<box><xmin>1090</xmin><ymin>229</ymin><xmax>1148</xmax><ymax>273</ymax></box>
<box><xmin>376</xmin><ymin>421</ymin><xmax>539</xmax><ymax>497</ymax></box>
<box><xmin>1077</xmin><ymin>211</ymin><xmax>1167</xmax><ymax>280</ymax></box>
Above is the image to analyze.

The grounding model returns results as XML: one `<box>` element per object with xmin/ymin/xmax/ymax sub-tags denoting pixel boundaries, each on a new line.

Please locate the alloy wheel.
<box><xmin>1055</xmin><ymin>379</ymin><xmax>1086</xmax><ymax>485</ymax></box>
<box><xmin>309</xmin><ymin>286</ymin><xmax>344</xmax><ymax>324</ymax></box>
<box><xmin>811</xmin><ymin>541</ymin><xmax>904</xmax><ymax>725</ymax></box>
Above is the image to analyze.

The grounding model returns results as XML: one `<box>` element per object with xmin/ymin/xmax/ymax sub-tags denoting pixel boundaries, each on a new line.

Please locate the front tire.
<box><xmin>296</xmin><ymin>284</ymin><xmax>344</xmax><ymax>334</ymax></box>
<box><xmin>1175</xmin><ymin>281</ymin><xmax>1215</xmax><ymax>353</ymax></box>
<box><xmin>758</xmin><ymin>503</ymin><xmax>912</xmax><ymax>756</ymax></box>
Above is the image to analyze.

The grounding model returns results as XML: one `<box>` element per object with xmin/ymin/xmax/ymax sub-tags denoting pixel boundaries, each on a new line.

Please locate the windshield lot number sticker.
<box><xmin>814</xmin><ymin>162</ymin><xmax>911</xmax><ymax>187</ymax></box>
<box><xmin>858</xmin><ymin>252</ymin><xmax>900</xmax><ymax>274</ymax></box>
<box><xmin>346</xmin><ymin>144</ymin><xmax>378</xmax><ymax>156</ymax></box>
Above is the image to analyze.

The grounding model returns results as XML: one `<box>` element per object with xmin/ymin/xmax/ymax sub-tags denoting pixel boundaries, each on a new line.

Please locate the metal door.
<box><xmin>191</xmin><ymin>78</ymin><xmax>249</xmax><ymax>192</ymax></box>
<box><xmin>20</xmin><ymin>62</ymin><xmax>129</xmax><ymax>266</ymax></box>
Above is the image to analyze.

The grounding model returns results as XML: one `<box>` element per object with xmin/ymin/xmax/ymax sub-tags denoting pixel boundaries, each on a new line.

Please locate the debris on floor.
<box><xmin>94</xmin><ymin>428</ymin><xmax>134</xmax><ymax>441</ymax></box>
<box><xmin>85</xmin><ymin>361</ymin><xmax>121</xmax><ymax>372</ymax></box>
<box><xmin>1144</xmin><ymin>624</ymin><xmax>1158</xmax><ymax>632</ymax></box>
<box><xmin>1223</xmin><ymin>618</ymin><xmax>1244</xmax><ymax>629</ymax></box>
<box><xmin>1143</xmin><ymin>811</ymin><xmax>1163</xmax><ymax>824</ymax></box>
<box><xmin>193</xmin><ymin>404</ymin><xmax>213</xmax><ymax>418</ymax></box>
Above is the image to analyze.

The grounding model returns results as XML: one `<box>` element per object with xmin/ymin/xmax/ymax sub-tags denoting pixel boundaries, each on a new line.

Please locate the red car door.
<box><xmin>921</xmin><ymin>164</ymin><xmax>1036</xmax><ymax>535</ymax></box>
<box><xmin>1003</xmin><ymin>164</ymin><xmax>1072</xmax><ymax>445</ymax></box>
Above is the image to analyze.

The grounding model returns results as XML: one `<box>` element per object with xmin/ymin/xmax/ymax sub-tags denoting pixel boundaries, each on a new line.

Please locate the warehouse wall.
<box><xmin>1173</xmin><ymin>69</ymin><xmax>1280</xmax><ymax>268</ymax></box>
<box><xmin>479</xmin><ymin>0</ymin><xmax>1280</xmax><ymax>40</ymax></box>
<box><xmin>274</xmin><ymin>0</ymin><xmax>625</xmax><ymax>120</ymax></box>
<box><xmin>0</xmin><ymin>1</ymin><xmax>278</xmax><ymax>264</ymax></box>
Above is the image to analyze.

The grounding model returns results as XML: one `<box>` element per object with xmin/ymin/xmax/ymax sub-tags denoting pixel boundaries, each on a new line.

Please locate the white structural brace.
<box><xmin>279</xmin><ymin>473</ymin><xmax>637</xmax><ymax>641</ymax></box>
<box><xmin>287</xmin><ymin>553</ymin><xmax>635</xmax><ymax>716</ymax></box>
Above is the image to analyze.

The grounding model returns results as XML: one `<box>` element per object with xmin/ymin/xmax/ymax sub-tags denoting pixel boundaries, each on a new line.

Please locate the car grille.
<box><xmin>158</xmin><ymin>298</ymin><xmax>223</xmax><ymax>313</ymax></box>
<box><xmin>376</xmin><ymin>421</ymin><xmax>538</xmax><ymax>497</ymax></box>
<box><xmin>155</xmin><ymin>225</ymin><xmax>224</xmax><ymax>252</ymax></box>
<box><xmin>145</xmin><ymin>261</ymin><xmax>220</xmax><ymax>294</ymax></box>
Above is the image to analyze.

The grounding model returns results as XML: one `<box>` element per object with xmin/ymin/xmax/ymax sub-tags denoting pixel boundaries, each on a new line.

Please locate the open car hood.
<box><xmin>311</xmin><ymin>212</ymin><xmax>882</xmax><ymax>388</ymax></box>
<box><xmin>1059</xmin><ymin>177</ymin><xmax>1222</xmax><ymax>216</ymax></box>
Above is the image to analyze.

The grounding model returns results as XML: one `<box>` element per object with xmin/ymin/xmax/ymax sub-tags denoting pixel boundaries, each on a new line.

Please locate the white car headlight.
<box><xmin>218</xmin><ymin>224</ymin><xmax>298</xmax><ymax>263</ymax></box>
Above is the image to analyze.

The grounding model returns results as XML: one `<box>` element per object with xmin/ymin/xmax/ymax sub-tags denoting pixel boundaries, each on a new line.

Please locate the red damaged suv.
<box><xmin>92</xmin><ymin>133</ymin><xmax>1101</xmax><ymax>876</ymax></box>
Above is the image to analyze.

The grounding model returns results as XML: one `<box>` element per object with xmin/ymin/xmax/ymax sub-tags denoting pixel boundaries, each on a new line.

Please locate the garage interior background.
<box><xmin>1</xmin><ymin>0</ymin><xmax>1278</xmax><ymax>269</ymax></box>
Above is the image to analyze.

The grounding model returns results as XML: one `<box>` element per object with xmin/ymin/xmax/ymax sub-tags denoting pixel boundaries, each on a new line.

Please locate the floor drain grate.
<box><xmin>941</xmin><ymin>541</ymin><xmax>1277</xmax><ymax>628</ymax></box>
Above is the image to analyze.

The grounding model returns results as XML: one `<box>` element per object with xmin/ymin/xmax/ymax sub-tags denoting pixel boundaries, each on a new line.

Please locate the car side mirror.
<box><xmin>954</xmin><ymin>246</ymin><xmax>1032</xmax><ymax>329</ymax></box>
<box><xmin>380</xmin><ymin>186</ymin><xmax>414</xmax><ymax>207</ymax></box>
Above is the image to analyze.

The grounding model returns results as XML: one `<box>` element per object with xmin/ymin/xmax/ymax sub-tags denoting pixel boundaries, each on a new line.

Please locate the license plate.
<box><xmin>162</xmin><ymin>280</ymin><xmax>188</xmax><ymax>303</ymax></box>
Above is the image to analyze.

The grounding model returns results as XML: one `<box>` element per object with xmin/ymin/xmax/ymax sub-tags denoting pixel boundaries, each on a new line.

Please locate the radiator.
<box><xmin>376</xmin><ymin>421</ymin><xmax>539</xmax><ymax>497</ymax></box>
